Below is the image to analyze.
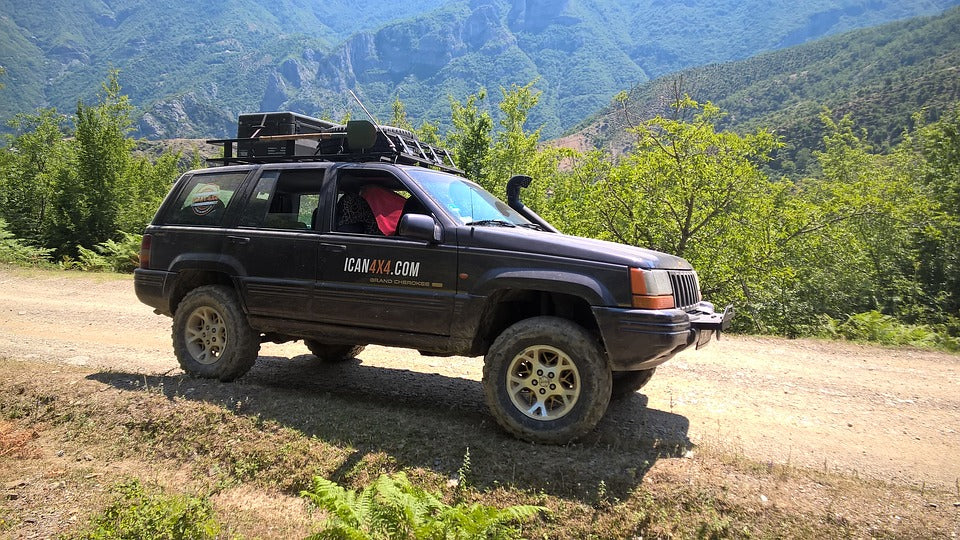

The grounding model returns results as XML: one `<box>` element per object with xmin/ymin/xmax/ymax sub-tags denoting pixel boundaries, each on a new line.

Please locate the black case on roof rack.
<box><xmin>234</xmin><ymin>112</ymin><xmax>338</xmax><ymax>160</ymax></box>
<box><xmin>207</xmin><ymin>111</ymin><xmax>462</xmax><ymax>174</ymax></box>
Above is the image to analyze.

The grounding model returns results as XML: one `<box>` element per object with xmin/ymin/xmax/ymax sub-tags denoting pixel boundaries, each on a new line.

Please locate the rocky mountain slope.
<box><xmin>1</xmin><ymin>0</ymin><xmax>957</xmax><ymax>138</ymax></box>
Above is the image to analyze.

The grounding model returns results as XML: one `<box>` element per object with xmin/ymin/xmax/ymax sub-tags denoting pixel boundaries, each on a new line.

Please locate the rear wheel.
<box><xmin>304</xmin><ymin>340</ymin><xmax>365</xmax><ymax>362</ymax></box>
<box><xmin>482</xmin><ymin>317</ymin><xmax>612</xmax><ymax>444</ymax></box>
<box><xmin>610</xmin><ymin>368</ymin><xmax>656</xmax><ymax>399</ymax></box>
<box><xmin>172</xmin><ymin>286</ymin><xmax>259</xmax><ymax>381</ymax></box>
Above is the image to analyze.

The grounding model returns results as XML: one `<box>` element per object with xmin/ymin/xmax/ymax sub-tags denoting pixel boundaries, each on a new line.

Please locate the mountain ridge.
<box><xmin>560</xmin><ymin>6</ymin><xmax>960</xmax><ymax>171</ymax></box>
<box><xmin>1</xmin><ymin>0</ymin><xmax>958</xmax><ymax>139</ymax></box>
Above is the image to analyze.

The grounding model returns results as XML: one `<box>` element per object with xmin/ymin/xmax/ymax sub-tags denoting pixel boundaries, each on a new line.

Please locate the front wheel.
<box><xmin>172</xmin><ymin>285</ymin><xmax>259</xmax><ymax>382</ymax></box>
<box><xmin>482</xmin><ymin>317</ymin><xmax>612</xmax><ymax>444</ymax></box>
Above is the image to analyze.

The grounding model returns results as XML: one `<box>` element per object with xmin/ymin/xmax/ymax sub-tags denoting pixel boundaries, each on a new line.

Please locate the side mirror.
<box><xmin>398</xmin><ymin>213</ymin><xmax>441</xmax><ymax>243</ymax></box>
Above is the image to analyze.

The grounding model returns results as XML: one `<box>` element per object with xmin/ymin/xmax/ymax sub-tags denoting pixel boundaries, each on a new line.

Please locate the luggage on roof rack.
<box><xmin>207</xmin><ymin>112</ymin><xmax>462</xmax><ymax>174</ymax></box>
<box><xmin>233</xmin><ymin>112</ymin><xmax>338</xmax><ymax>160</ymax></box>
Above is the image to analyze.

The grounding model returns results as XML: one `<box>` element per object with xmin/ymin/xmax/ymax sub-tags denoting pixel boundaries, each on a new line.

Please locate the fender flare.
<box><xmin>472</xmin><ymin>268</ymin><xmax>614</xmax><ymax>306</ymax></box>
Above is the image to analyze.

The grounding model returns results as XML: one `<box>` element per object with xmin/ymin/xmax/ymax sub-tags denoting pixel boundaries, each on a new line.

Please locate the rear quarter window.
<box><xmin>163</xmin><ymin>172</ymin><xmax>248</xmax><ymax>226</ymax></box>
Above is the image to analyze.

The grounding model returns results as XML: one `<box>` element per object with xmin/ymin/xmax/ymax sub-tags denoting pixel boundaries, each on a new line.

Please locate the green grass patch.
<box><xmin>67</xmin><ymin>479</ymin><xmax>220</xmax><ymax>540</ymax></box>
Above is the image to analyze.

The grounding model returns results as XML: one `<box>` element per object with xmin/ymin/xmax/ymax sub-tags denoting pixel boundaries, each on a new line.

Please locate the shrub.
<box><xmin>0</xmin><ymin>219</ymin><xmax>52</xmax><ymax>266</ymax></box>
<box><xmin>820</xmin><ymin>311</ymin><xmax>960</xmax><ymax>351</ymax></box>
<box><xmin>75</xmin><ymin>232</ymin><xmax>142</xmax><ymax>273</ymax></box>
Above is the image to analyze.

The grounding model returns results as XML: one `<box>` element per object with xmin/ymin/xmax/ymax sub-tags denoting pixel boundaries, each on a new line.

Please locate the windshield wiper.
<box><xmin>466</xmin><ymin>219</ymin><xmax>516</xmax><ymax>228</ymax></box>
<box><xmin>518</xmin><ymin>223</ymin><xmax>545</xmax><ymax>231</ymax></box>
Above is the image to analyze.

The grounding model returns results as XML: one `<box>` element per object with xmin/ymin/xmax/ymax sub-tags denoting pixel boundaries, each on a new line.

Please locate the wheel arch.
<box><xmin>470</xmin><ymin>287</ymin><xmax>603</xmax><ymax>357</ymax></box>
<box><xmin>169</xmin><ymin>269</ymin><xmax>236</xmax><ymax>315</ymax></box>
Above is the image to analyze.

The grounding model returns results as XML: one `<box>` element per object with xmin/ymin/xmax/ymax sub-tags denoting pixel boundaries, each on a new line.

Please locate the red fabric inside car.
<box><xmin>361</xmin><ymin>186</ymin><xmax>407</xmax><ymax>236</ymax></box>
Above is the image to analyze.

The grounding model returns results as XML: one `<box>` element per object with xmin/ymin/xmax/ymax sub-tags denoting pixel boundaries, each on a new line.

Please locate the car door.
<box><xmin>316</xmin><ymin>166</ymin><xmax>458</xmax><ymax>335</ymax></box>
<box><xmin>223</xmin><ymin>166</ymin><xmax>327</xmax><ymax>320</ymax></box>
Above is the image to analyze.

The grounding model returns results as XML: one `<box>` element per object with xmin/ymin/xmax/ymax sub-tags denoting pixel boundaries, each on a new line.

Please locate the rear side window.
<box><xmin>238</xmin><ymin>169</ymin><xmax>326</xmax><ymax>230</ymax></box>
<box><xmin>164</xmin><ymin>172</ymin><xmax>247</xmax><ymax>226</ymax></box>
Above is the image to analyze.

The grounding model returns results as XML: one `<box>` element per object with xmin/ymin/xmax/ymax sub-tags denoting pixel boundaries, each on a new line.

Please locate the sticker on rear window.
<box><xmin>191</xmin><ymin>184</ymin><xmax>221</xmax><ymax>216</ymax></box>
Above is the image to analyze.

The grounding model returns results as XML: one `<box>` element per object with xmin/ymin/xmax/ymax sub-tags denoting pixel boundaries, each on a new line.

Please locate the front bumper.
<box><xmin>689</xmin><ymin>302</ymin><xmax>735</xmax><ymax>348</ymax></box>
<box><xmin>593</xmin><ymin>301</ymin><xmax>734</xmax><ymax>371</ymax></box>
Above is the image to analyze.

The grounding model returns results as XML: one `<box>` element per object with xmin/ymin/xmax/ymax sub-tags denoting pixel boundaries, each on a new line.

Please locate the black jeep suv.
<box><xmin>134</xmin><ymin>112</ymin><xmax>732</xmax><ymax>444</ymax></box>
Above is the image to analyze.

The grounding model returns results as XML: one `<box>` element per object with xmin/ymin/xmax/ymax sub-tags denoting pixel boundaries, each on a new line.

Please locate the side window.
<box><xmin>239</xmin><ymin>169</ymin><xmax>325</xmax><ymax>230</ymax></box>
<box><xmin>334</xmin><ymin>173</ymin><xmax>429</xmax><ymax>236</ymax></box>
<box><xmin>164</xmin><ymin>172</ymin><xmax>247</xmax><ymax>226</ymax></box>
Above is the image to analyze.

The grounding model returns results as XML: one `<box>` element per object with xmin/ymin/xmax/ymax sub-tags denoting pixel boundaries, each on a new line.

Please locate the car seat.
<box><xmin>335</xmin><ymin>192</ymin><xmax>381</xmax><ymax>235</ymax></box>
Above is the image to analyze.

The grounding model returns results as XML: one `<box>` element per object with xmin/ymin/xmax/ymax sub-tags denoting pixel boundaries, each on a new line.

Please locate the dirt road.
<box><xmin>2</xmin><ymin>268</ymin><xmax>958</xmax><ymax>490</ymax></box>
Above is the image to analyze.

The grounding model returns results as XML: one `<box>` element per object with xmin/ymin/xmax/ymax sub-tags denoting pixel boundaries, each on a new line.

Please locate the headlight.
<box><xmin>629</xmin><ymin>268</ymin><xmax>675</xmax><ymax>309</ymax></box>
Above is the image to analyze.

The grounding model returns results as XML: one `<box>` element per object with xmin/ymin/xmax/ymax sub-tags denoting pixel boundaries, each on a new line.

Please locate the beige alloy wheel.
<box><xmin>184</xmin><ymin>305</ymin><xmax>227</xmax><ymax>365</ymax></box>
<box><xmin>172</xmin><ymin>285</ymin><xmax>259</xmax><ymax>382</ymax></box>
<box><xmin>482</xmin><ymin>316</ymin><xmax>612</xmax><ymax>444</ymax></box>
<box><xmin>506</xmin><ymin>344</ymin><xmax>581</xmax><ymax>420</ymax></box>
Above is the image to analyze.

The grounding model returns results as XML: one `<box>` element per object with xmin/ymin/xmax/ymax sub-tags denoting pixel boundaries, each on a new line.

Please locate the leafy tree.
<box><xmin>390</xmin><ymin>98</ymin><xmax>444</xmax><ymax>149</ymax></box>
<box><xmin>485</xmin><ymin>82</ymin><xmax>543</xmax><ymax>195</ymax></box>
<box><xmin>900</xmin><ymin>103</ymin><xmax>960</xmax><ymax>323</ymax></box>
<box><xmin>447</xmin><ymin>89</ymin><xmax>492</xmax><ymax>184</ymax></box>
<box><xmin>543</xmin><ymin>100</ymin><xmax>941</xmax><ymax>336</ymax></box>
<box><xmin>416</xmin><ymin>120</ymin><xmax>442</xmax><ymax>147</ymax></box>
<box><xmin>46</xmin><ymin>70</ymin><xmax>133</xmax><ymax>253</ymax></box>
<box><xmin>742</xmin><ymin>110</ymin><xmax>936</xmax><ymax>334</ymax></box>
<box><xmin>600</xmin><ymin>96</ymin><xmax>779</xmax><ymax>256</ymax></box>
<box><xmin>390</xmin><ymin>97</ymin><xmax>415</xmax><ymax>131</ymax></box>
<box><xmin>117</xmin><ymin>151</ymin><xmax>181</xmax><ymax>235</ymax></box>
<box><xmin>0</xmin><ymin>108</ymin><xmax>70</xmax><ymax>243</ymax></box>
<box><xmin>547</xmin><ymin>96</ymin><xmax>781</xmax><ymax>328</ymax></box>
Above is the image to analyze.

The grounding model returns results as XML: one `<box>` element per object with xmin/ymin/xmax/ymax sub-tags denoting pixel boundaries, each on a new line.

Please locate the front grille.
<box><xmin>669</xmin><ymin>271</ymin><xmax>701</xmax><ymax>311</ymax></box>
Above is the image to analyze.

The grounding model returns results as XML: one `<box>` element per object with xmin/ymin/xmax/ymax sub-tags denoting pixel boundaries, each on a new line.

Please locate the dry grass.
<box><xmin>0</xmin><ymin>420</ymin><xmax>40</xmax><ymax>459</ymax></box>
<box><xmin>0</xmin><ymin>358</ymin><xmax>957</xmax><ymax>539</ymax></box>
<box><xmin>0</xmin><ymin>262</ymin><xmax>132</xmax><ymax>282</ymax></box>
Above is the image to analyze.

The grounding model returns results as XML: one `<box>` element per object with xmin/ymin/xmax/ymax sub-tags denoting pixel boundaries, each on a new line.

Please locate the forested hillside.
<box><xmin>0</xmin><ymin>0</ymin><xmax>450</xmax><ymax>137</ymax></box>
<box><xmin>566</xmin><ymin>6</ymin><xmax>960</xmax><ymax>172</ymax></box>
<box><xmin>1</xmin><ymin>0</ymin><xmax>957</xmax><ymax>139</ymax></box>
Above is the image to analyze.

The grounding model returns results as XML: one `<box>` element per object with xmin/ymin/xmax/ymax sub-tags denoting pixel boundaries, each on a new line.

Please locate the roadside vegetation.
<box><xmin>1</xmin><ymin>74</ymin><xmax>957</xmax><ymax>350</ymax></box>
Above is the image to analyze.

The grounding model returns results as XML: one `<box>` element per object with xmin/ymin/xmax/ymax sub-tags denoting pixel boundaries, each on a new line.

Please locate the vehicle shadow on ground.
<box><xmin>88</xmin><ymin>353</ymin><xmax>691</xmax><ymax>501</ymax></box>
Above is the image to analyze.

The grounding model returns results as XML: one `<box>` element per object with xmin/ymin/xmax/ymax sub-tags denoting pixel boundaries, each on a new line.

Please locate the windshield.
<box><xmin>406</xmin><ymin>169</ymin><xmax>533</xmax><ymax>227</ymax></box>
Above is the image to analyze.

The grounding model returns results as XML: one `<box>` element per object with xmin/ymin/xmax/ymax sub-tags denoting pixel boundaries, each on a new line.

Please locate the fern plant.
<box><xmin>75</xmin><ymin>231</ymin><xmax>143</xmax><ymax>272</ymax></box>
<box><xmin>0</xmin><ymin>219</ymin><xmax>52</xmax><ymax>266</ymax></box>
<box><xmin>301</xmin><ymin>472</ymin><xmax>545</xmax><ymax>540</ymax></box>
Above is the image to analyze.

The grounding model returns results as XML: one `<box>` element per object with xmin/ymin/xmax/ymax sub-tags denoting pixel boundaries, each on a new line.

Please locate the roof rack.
<box><xmin>206</xmin><ymin>112</ymin><xmax>463</xmax><ymax>174</ymax></box>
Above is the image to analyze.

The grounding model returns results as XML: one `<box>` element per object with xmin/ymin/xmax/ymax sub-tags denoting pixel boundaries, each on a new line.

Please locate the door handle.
<box><xmin>227</xmin><ymin>235</ymin><xmax>250</xmax><ymax>245</ymax></box>
<box><xmin>320</xmin><ymin>243</ymin><xmax>346</xmax><ymax>253</ymax></box>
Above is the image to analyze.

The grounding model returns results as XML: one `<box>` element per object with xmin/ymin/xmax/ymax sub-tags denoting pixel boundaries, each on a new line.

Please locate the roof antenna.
<box><xmin>349</xmin><ymin>89</ymin><xmax>395</xmax><ymax>151</ymax></box>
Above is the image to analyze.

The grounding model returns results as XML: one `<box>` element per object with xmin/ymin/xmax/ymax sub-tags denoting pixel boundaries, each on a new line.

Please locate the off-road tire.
<box><xmin>304</xmin><ymin>340</ymin><xmax>365</xmax><ymax>362</ymax></box>
<box><xmin>610</xmin><ymin>368</ymin><xmax>656</xmax><ymax>399</ymax></box>
<box><xmin>328</xmin><ymin>124</ymin><xmax>416</xmax><ymax>139</ymax></box>
<box><xmin>482</xmin><ymin>316</ymin><xmax>612</xmax><ymax>444</ymax></box>
<box><xmin>172</xmin><ymin>285</ymin><xmax>259</xmax><ymax>382</ymax></box>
